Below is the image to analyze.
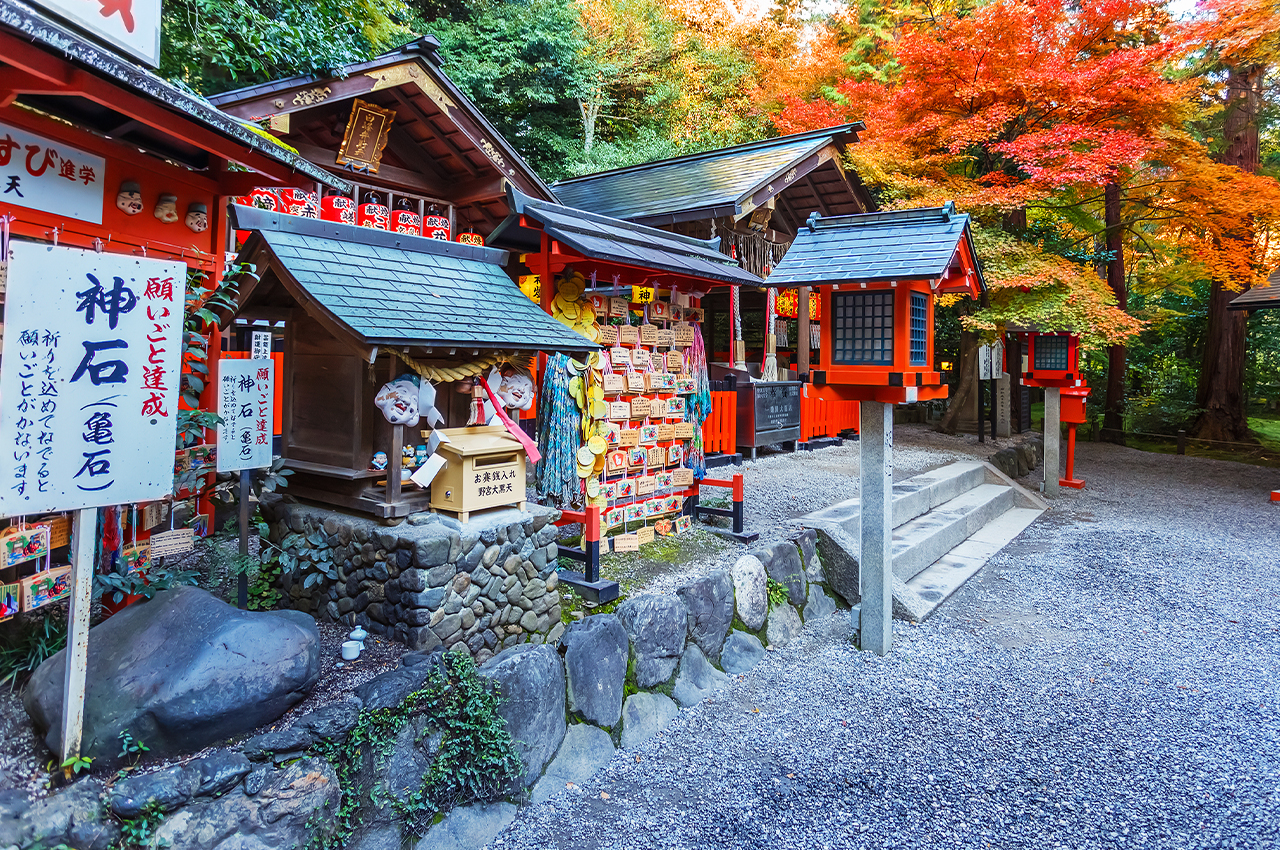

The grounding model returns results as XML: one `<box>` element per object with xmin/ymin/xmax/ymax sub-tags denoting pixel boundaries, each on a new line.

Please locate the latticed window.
<box><xmin>833</xmin><ymin>292</ymin><xmax>893</xmax><ymax>365</ymax></box>
<box><xmin>909</xmin><ymin>292</ymin><xmax>927</xmax><ymax>366</ymax></box>
<box><xmin>1034</xmin><ymin>335</ymin><xmax>1070</xmax><ymax>371</ymax></box>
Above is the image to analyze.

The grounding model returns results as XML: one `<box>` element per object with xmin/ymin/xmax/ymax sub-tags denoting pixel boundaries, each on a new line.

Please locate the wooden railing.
<box><xmin>800</xmin><ymin>392</ymin><xmax>859</xmax><ymax>441</ymax></box>
<box><xmin>701</xmin><ymin>391</ymin><xmax>738</xmax><ymax>454</ymax></box>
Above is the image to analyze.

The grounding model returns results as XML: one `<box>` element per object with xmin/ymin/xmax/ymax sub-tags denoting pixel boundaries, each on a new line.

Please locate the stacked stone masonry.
<box><xmin>260</xmin><ymin>499</ymin><xmax>567</xmax><ymax>662</ymax></box>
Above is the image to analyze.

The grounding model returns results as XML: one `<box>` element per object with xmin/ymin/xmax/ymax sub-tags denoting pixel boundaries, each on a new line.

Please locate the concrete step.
<box><xmin>895</xmin><ymin>507</ymin><xmax>1044</xmax><ymax>621</ymax></box>
<box><xmin>891</xmin><ymin>483</ymin><xmax>1015</xmax><ymax>582</ymax></box>
<box><xmin>793</xmin><ymin>460</ymin><xmax>988</xmax><ymax>535</ymax></box>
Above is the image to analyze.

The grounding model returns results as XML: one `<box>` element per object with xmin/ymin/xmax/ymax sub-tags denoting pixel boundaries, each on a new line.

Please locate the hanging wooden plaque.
<box><xmin>635</xmin><ymin>525</ymin><xmax>655</xmax><ymax>545</ymax></box>
<box><xmin>603</xmin><ymin>373</ymin><xmax>625</xmax><ymax>394</ymax></box>
<box><xmin>630</xmin><ymin>396</ymin><xmax>651</xmax><ymax>418</ymax></box>
<box><xmin>42</xmin><ymin>515</ymin><xmax>71</xmax><ymax>549</ymax></box>
<box><xmin>646</xmin><ymin>446</ymin><xmax>665</xmax><ymax>466</ymax></box>
<box><xmin>609</xmin><ymin>401</ymin><xmax>632</xmax><ymax>420</ymax></box>
<box><xmin>630</xmin><ymin>348</ymin><xmax>650</xmax><ymax>368</ymax></box>
<box><xmin>685</xmin><ymin>308</ymin><xmax>705</xmax><ymax>322</ymax></box>
<box><xmin>673</xmin><ymin>467</ymin><xmax>694</xmax><ymax>487</ymax></box>
<box><xmin>655</xmin><ymin>329</ymin><xmax>674</xmax><ymax>348</ymax></box>
<box><xmin>673</xmin><ymin>325</ymin><xmax>695</xmax><ymax>347</ymax></box>
<box><xmin>627</xmin><ymin>373</ymin><xmax>648</xmax><ymax>393</ymax></box>
<box><xmin>149</xmin><ymin>527</ymin><xmax>196</xmax><ymax>557</ymax></box>
<box><xmin>649</xmin><ymin>398</ymin><xmax>668</xmax><ymax>417</ymax></box>
<box><xmin>665</xmin><ymin>351</ymin><xmax>682</xmax><ymax>370</ymax></box>
<box><xmin>639</xmin><ymin>324</ymin><xmax>659</xmax><ymax>345</ymax></box>
<box><xmin>610</xmin><ymin>297</ymin><xmax>630</xmax><ymax>317</ymax></box>
<box><xmin>675</xmin><ymin>514</ymin><xmax>693</xmax><ymax>533</ymax></box>
<box><xmin>657</xmin><ymin>424</ymin><xmax>676</xmax><ymax>441</ymax></box>
<box><xmin>673</xmin><ymin>422</ymin><xmax>694</xmax><ymax>440</ymax></box>
<box><xmin>619</xmin><ymin>429</ymin><xmax>640</xmax><ymax>448</ymax></box>
<box><xmin>613</xmin><ymin>533</ymin><xmax>639</xmax><ymax>552</ymax></box>
<box><xmin>335</xmin><ymin>98</ymin><xmax>397</xmax><ymax>173</ymax></box>
<box><xmin>636</xmin><ymin>475</ymin><xmax>655</xmax><ymax>496</ymax></box>
<box><xmin>618</xmin><ymin>326</ymin><xmax>639</xmax><ymax>345</ymax></box>
<box><xmin>598</xmin><ymin>326</ymin><xmax>618</xmax><ymax>345</ymax></box>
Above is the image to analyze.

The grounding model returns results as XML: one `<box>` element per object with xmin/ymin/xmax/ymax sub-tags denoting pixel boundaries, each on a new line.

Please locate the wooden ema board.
<box><xmin>21</xmin><ymin>566</ymin><xmax>71</xmax><ymax>611</ymax></box>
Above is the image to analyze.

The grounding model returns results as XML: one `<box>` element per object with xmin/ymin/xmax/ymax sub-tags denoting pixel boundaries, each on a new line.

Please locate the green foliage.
<box><xmin>117</xmin><ymin>802</ymin><xmax>169</xmax><ymax>849</ymax></box>
<box><xmin>277</xmin><ymin>526</ymin><xmax>338</xmax><ymax>592</ymax></box>
<box><xmin>93</xmin><ymin>558</ymin><xmax>202</xmax><ymax>607</ymax></box>
<box><xmin>248</xmin><ymin>558</ymin><xmax>285</xmax><ymax>611</ymax></box>
<box><xmin>1127</xmin><ymin>353</ymin><xmax>1202</xmax><ymax>434</ymax></box>
<box><xmin>0</xmin><ymin>610</ymin><xmax>68</xmax><ymax>691</ymax></box>
<box><xmin>60</xmin><ymin>755</ymin><xmax>92</xmax><ymax>778</ymax></box>
<box><xmin>308</xmin><ymin>650</ymin><xmax>521</xmax><ymax>849</ymax></box>
<box><xmin>160</xmin><ymin>0</ymin><xmax>414</xmax><ymax>95</ymax></box>
<box><xmin>118</xmin><ymin>730</ymin><xmax>150</xmax><ymax>763</ymax></box>
<box><xmin>766</xmin><ymin>578</ymin><xmax>789</xmax><ymax>610</ymax></box>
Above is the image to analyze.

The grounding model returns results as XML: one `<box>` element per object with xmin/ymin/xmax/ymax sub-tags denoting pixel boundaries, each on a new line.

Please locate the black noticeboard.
<box><xmin>752</xmin><ymin>381</ymin><xmax>801</xmax><ymax>433</ymax></box>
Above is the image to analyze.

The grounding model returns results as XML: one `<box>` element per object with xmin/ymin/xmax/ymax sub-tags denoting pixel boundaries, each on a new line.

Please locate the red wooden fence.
<box><xmin>701</xmin><ymin>391</ymin><xmax>737</xmax><ymax>454</ymax></box>
<box><xmin>800</xmin><ymin>393</ymin><xmax>859</xmax><ymax>441</ymax></box>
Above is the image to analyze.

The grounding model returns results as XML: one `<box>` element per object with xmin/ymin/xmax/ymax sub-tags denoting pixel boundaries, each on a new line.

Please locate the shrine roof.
<box><xmin>230</xmin><ymin>205</ymin><xmax>596</xmax><ymax>353</ymax></box>
<box><xmin>489</xmin><ymin>187</ymin><xmax>763</xmax><ymax>287</ymax></box>
<box><xmin>550</xmin><ymin>125</ymin><xmax>869</xmax><ymax>226</ymax></box>
<box><xmin>1229</xmin><ymin>266</ymin><xmax>1280</xmax><ymax>311</ymax></box>
<box><xmin>766</xmin><ymin>204</ymin><xmax>986</xmax><ymax>293</ymax></box>
<box><xmin>0</xmin><ymin>1</ymin><xmax>347</xmax><ymax>191</ymax></box>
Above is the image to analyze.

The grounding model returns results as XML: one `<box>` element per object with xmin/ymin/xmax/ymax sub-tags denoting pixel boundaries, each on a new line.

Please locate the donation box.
<box><xmin>430</xmin><ymin>426</ymin><xmax>528</xmax><ymax>521</ymax></box>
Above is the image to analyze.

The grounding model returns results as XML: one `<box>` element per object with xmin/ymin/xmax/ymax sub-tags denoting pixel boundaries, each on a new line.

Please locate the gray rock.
<box><xmin>400</xmin><ymin>568</ymin><xmax>428</xmax><ymax>592</ymax></box>
<box><xmin>731</xmin><ymin>555</ymin><xmax>768</xmax><ymax>631</ymax></box>
<box><xmin>671</xmin><ymin>644</ymin><xmax>730</xmax><ymax>707</ymax></box>
<box><xmin>756</xmin><ymin>540</ymin><xmax>808</xmax><ymax>608</ymax></box>
<box><xmin>720</xmin><ymin>630</ymin><xmax>765</xmax><ymax>675</ymax></box>
<box><xmin>531</xmin><ymin>724</ymin><xmax>616</xmax><ymax>804</ymax></box>
<box><xmin>242</xmin><ymin>725</ymin><xmax>314</xmax><ymax>761</ymax></box>
<box><xmin>616</xmin><ymin>595</ymin><xmax>687</xmax><ymax>688</ymax></box>
<box><xmin>24</xmin><ymin>587</ymin><xmax>319</xmax><ymax>764</ymax></box>
<box><xmin>109</xmin><ymin>763</ymin><xmax>201</xmax><ymax>816</ymax></box>
<box><xmin>348</xmin><ymin>824</ymin><xmax>404</xmax><ymax>850</ymax></box>
<box><xmin>765</xmin><ymin>603</ymin><xmax>803</xmax><ymax>648</ymax></box>
<box><xmin>676</xmin><ymin>570</ymin><xmax>734</xmax><ymax>662</ymax></box>
<box><xmin>403</xmin><ymin>587</ymin><xmax>446</xmax><ymax>609</ymax></box>
<box><xmin>0</xmin><ymin>778</ymin><xmax>119</xmax><ymax>850</ymax></box>
<box><xmin>479</xmin><ymin>644</ymin><xmax>567</xmax><ymax>788</ymax></box>
<box><xmin>562</xmin><ymin>615</ymin><xmax>628</xmax><ymax>727</ymax></box>
<box><xmin>192</xmin><ymin>750</ymin><xmax>253</xmax><ymax>797</ymax></box>
<box><xmin>803</xmin><ymin>586</ymin><xmax>837</xmax><ymax>622</ymax></box>
<box><xmin>427</xmin><ymin>563</ymin><xmax>456</xmax><ymax>588</ymax></box>
<box><xmin>620</xmin><ymin>692</ymin><xmax>680</xmax><ymax>749</ymax></box>
<box><xmin>296</xmin><ymin>699</ymin><xmax>362</xmax><ymax>743</ymax></box>
<box><xmin>414</xmin><ymin>532</ymin><xmax>452</xmax><ymax>569</ymax></box>
<box><xmin>816</xmin><ymin>526</ymin><xmax>861</xmax><ymax>607</ymax></box>
<box><xmin>794</xmin><ymin>529</ymin><xmax>825</xmax><ymax>585</ymax></box>
<box><xmin>415</xmin><ymin>802</ymin><xmax>517</xmax><ymax>850</ymax></box>
<box><xmin>354</xmin><ymin>664</ymin><xmax>434</xmax><ymax>711</ymax></box>
<box><xmin>153</xmin><ymin>758</ymin><xmax>340</xmax><ymax>850</ymax></box>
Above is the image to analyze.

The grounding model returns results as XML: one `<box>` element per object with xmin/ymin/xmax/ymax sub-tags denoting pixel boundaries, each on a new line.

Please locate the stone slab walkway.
<box><xmin>494</xmin><ymin>441</ymin><xmax>1280</xmax><ymax>849</ymax></box>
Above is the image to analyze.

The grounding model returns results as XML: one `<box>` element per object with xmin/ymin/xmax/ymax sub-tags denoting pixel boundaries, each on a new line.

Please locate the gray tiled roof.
<box><xmin>489</xmin><ymin>187</ymin><xmax>764</xmax><ymax>287</ymax></box>
<box><xmin>551</xmin><ymin>126</ymin><xmax>862</xmax><ymax>222</ymax></box>
<box><xmin>766</xmin><ymin>204</ymin><xmax>985</xmax><ymax>289</ymax></box>
<box><xmin>1229</xmin><ymin>266</ymin><xmax>1280</xmax><ymax>311</ymax></box>
<box><xmin>231</xmin><ymin>205</ymin><xmax>595</xmax><ymax>352</ymax></box>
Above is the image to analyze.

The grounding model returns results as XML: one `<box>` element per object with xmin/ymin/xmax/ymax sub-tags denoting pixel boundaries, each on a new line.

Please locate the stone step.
<box><xmin>895</xmin><ymin>507</ymin><xmax>1044</xmax><ymax>621</ymax></box>
<box><xmin>793</xmin><ymin>460</ymin><xmax>988</xmax><ymax>535</ymax></box>
<box><xmin>891</xmin><ymin>483</ymin><xmax>1015</xmax><ymax>582</ymax></box>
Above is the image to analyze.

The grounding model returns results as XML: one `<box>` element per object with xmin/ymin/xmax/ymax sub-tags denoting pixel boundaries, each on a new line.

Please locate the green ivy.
<box><xmin>247</xmin><ymin>558</ymin><xmax>284</xmax><ymax>611</ymax></box>
<box><xmin>766</xmin><ymin>578</ymin><xmax>789</xmax><ymax>610</ymax></box>
<box><xmin>307</xmin><ymin>650</ymin><xmax>521</xmax><ymax>849</ymax></box>
<box><xmin>116</xmin><ymin>802</ymin><xmax>169</xmax><ymax>849</ymax></box>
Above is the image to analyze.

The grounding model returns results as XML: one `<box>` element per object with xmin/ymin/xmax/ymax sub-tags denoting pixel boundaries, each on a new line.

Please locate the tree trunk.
<box><xmin>1190</xmin><ymin>63</ymin><xmax>1264</xmax><ymax>443</ymax></box>
<box><xmin>1101</xmin><ymin>181</ymin><xmax>1127</xmax><ymax>443</ymax></box>
<box><xmin>936</xmin><ymin>329</ymin><xmax>979</xmax><ymax>435</ymax></box>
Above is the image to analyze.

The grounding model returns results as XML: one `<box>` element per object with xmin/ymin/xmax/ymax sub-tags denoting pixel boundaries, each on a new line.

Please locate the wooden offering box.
<box><xmin>430</xmin><ymin>426</ymin><xmax>527</xmax><ymax>522</ymax></box>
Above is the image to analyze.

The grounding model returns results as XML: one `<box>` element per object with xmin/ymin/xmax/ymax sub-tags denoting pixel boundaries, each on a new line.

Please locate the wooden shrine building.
<box><xmin>208</xmin><ymin>35</ymin><xmax>557</xmax><ymax>238</ymax></box>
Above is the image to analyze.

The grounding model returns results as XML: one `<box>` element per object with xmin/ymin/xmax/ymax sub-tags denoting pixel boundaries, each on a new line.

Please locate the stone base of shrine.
<box><xmin>260</xmin><ymin>497</ymin><xmax>565</xmax><ymax>663</ymax></box>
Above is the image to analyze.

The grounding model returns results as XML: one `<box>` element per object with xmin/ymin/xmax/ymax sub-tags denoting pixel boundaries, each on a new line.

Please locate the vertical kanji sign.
<box><xmin>216</xmin><ymin>359</ymin><xmax>274</xmax><ymax>472</ymax></box>
<box><xmin>0</xmin><ymin>244</ymin><xmax>183</xmax><ymax>514</ymax></box>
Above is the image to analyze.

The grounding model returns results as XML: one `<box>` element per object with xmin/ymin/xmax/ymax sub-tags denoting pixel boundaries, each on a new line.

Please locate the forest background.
<box><xmin>160</xmin><ymin>0</ymin><xmax>1280</xmax><ymax>446</ymax></box>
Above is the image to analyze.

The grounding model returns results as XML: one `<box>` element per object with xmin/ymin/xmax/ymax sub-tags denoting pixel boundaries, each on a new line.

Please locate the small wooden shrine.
<box><xmin>229</xmin><ymin>204</ymin><xmax>595</xmax><ymax>518</ymax></box>
<box><xmin>766</xmin><ymin>204</ymin><xmax>985</xmax><ymax>404</ymax></box>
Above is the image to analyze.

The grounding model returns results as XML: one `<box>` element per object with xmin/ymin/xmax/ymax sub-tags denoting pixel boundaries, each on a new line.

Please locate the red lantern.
<box><xmin>424</xmin><ymin>204</ymin><xmax>450</xmax><ymax>240</ymax></box>
<box><xmin>357</xmin><ymin>191</ymin><xmax>389</xmax><ymax>230</ymax></box>
<box><xmin>456</xmin><ymin>231</ymin><xmax>484</xmax><ymax>247</ymax></box>
<box><xmin>234</xmin><ymin>188</ymin><xmax>281</xmax><ymax>243</ymax></box>
<box><xmin>391</xmin><ymin>199</ymin><xmax>422</xmax><ymax>235</ymax></box>
<box><xmin>320</xmin><ymin>193</ymin><xmax>355</xmax><ymax>225</ymax></box>
<box><xmin>278</xmin><ymin>188</ymin><xmax>319</xmax><ymax>218</ymax></box>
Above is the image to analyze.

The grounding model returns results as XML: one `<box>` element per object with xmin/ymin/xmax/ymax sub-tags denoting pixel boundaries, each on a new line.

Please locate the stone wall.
<box><xmin>260</xmin><ymin>499</ymin><xmax>566</xmax><ymax>662</ymax></box>
<box><xmin>5</xmin><ymin>530</ymin><xmax>841</xmax><ymax>850</ymax></box>
<box><xmin>988</xmin><ymin>435</ymin><xmax>1045</xmax><ymax>480</ymax></box>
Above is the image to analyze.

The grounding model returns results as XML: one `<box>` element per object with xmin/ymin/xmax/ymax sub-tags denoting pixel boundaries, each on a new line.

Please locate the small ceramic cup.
<box><xmin>340</xmin><ymin>641</ymin><xmax>362</xmax><ymax>661</ymax></box>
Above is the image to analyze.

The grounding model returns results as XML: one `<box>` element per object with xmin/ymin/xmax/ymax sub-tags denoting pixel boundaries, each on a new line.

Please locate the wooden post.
<box><xmin>60</xmin><ymin>507</ymin><xmax>96</xmax><ymax>764</ymax></box>
<box><xmin>797</xmin><ymin>286</ymin><xmax>811</xmax><ymax>379</ymax></box>
<box><xmin>389</xmin><ymin>424</ymin><xmax>403</xmax><ymax>506</ymax></box>
<box><xmin>1044</xmin><ymin>387</ymin><xmax>1061</xmax><ymax>496</ymax></box>
<box><xmin>237</xmin><ymin>472</ymin><xmax>251</xmax><ymax>609</ymax></box>
<box><xmin>859</xmin><ymin>401</ymin><xmax>893</xmax><ymax>656</ymax></box>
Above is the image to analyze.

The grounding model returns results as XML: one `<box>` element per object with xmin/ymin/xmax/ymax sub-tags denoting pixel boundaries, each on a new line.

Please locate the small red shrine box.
<box><xmin>1061</xmin><ymin>385</ymin><xmax>1090</xmax><ymax>424</ymax></box>
<box><xmin>1016</xmin><ymin>331</ymin><xmax>1081</xmax><ymax>388</ymax></box>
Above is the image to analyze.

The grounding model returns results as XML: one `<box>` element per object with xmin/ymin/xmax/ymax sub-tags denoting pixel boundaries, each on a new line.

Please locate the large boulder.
<box><xmin>154</xmin><ymin>758</ymin><xmax>341</xmax><ymax>850</ymax></box>
<box><xmin>675</xmin><ymin>570</ymin><xmax>734</xmax><ymax>662</ymax></box>
<box><xmin>415</xmin><ymin>802</ymin><xmax>517</xmax><ymax>850</ymax></box>
<box><xmin>765</xmin><ymin>603</ymin><xmax>803</xmax><ymax>648</ymax></box>
<box><xmin>731</xmin><ymin>555</ymin><xmax>767</xmax><ymax>631</ymax></box>
<box><xmin>619</xmin><ymin>692</ymin><xmax>680</xmax><ymax>750</ymax></box>
<box><xmin>562</xmin><ymin>615</ymin><xmax>628</xmax><ymax>727</ymax></box>
<box><xmin>815</xmin><ymin>527</ymin><xmax>861</xmax><ymax>607</ymax></box>
<box><xmin>24</xmin><ymin>587</ymin><xmax>319</xmax><ymax>763</ymax></box>
<box><xmin>480</xmin><ymin>644</ymin><xmax>566</xmax><ymax>789</ymax></box>
<box><xmin>531</xmin><ymin>723</ymin><xmax>616</xmax><ymax>804</ymax></box>
<box><xmin>754</xmin><ymin>541</ymin><xmax>808</xmax><ymax>608</ymax></box>
<box><xmin>803</xmin><ymin>586</ymin><xmax>837</xmax><ymax>622</ymax></box>
<box><xmin>615</xmin><ymin>595</ymin><xmax>687</xmax><ymax>688</ymax></box>
<box><xmin>720</xmin><ymin>630</ymin><xmax>765</xmax><ymax>675</ymax></box>
<box><xmin>671</xmin><ymin>645</ymin><xmax>729</xmax><ymax>707</ymax></box>
<box><xmin>0</xmin><ymin>778</ymin><xmax>119</xmax><ymax>850</ymax></box>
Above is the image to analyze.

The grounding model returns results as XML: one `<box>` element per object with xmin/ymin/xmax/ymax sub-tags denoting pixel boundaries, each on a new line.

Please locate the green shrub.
<box><xmin>0</xmin><ymin>609</ymin><xmax>68</xmax><ymax>691</ymax></box>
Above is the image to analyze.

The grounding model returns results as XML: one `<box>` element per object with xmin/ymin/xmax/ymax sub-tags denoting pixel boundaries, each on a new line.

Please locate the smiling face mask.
<box><xmin>374</xmin><ymin>374</ymin><xmax>423</xmax><ymax>427</ymax></box>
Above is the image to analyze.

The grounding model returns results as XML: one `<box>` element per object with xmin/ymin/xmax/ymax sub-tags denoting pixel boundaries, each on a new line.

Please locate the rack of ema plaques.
<box><xmin>539</xmin><ymin>275</ymin><xmax>753</xmax><ymax>602</ymax></box>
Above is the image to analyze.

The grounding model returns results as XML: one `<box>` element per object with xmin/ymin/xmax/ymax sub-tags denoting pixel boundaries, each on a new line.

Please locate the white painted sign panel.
<box><xmin>978</xmin><ymin>341</ymin><xmax>1005</xmax><ymax>381</ymax></box>
<box><xmin>216</xmin><ymin>359</ymin><xmax>274</xmax><ymax>472</ymax></box>
<box><xmin>250</xmin><ymin>331</ymin><xmax>272</xmax><ymax>360</ymax></box>
<box><xmin>30</xmin><ymin>0</ymin><xmax>163</xmax><ymax>67</ymax></box>
<box><xmin>0</xmin><ymin>122</ymin><xmax>106</xmax><ymax>224</ymax></box>
<box><xmin>0</xmin><ymin>243</ymin><xmax>184</xmax><ymax>514</ymax></box>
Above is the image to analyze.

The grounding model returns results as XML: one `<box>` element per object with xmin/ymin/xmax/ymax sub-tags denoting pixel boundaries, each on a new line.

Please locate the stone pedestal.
<box><xmin>859</xmin><ymin>401</ymin><xmax>893</xmax><ymax>656</ymax></box>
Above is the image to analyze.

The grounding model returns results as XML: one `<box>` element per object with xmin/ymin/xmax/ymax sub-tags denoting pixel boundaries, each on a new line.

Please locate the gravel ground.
<box><xmin>493</xmin><ymin>439</ymin><xmax>1280</xmax><ymax>850</ymax></box>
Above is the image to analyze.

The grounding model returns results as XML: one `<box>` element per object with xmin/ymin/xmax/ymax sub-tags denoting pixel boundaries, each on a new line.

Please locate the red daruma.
<box><xmin>392</xmin><ymin>197</ymin><xmax>422</xmax><ymax>235</ymax></box>
<box><xmin>358</xmin><ymin>191</ymin><xmax>390</xmax><ymax>230</ymax></box>
<box><xmin>424</xmin><ymin>203</ymin><xmax>450</xmax><ymax>240</ymax></box>
<box><xmin>320</xmin><ymin>189</ymin><xmax>355</xmax><ymax>225</ymax></box>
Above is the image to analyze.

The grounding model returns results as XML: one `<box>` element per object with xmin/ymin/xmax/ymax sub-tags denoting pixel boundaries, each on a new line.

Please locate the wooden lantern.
<box><xmin>1015</xmin><ymin>331</ymin><xmax>1081</xmax><ymax>388</ymax></box>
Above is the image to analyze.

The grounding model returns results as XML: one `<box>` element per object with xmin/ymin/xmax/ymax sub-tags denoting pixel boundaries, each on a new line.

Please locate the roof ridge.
<box><xmin>551</xmin><ymin>124</ymin><xmax>864</xmax><ymax>186</ymax></box>
<box><xmin>512</xmin><ymin>188</ymin><xmax>727</xmax><ymax>257</ymax></box>
<box><xmin>808</xmin><ymin>204</ymin><xmax>961</xmax><ymax>231</ymax></box>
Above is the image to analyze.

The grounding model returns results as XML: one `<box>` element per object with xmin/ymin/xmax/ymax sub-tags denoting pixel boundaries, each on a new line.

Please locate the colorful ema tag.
<box><xmin>675</xmin><ymin>376</ymin><xmax>697</xmax><ymax>394</ymax></box>
<box><xmin>624</xmin><ymin>503</ymin><xmax>645</xmax><ymax>523</ymax></box>
<box><xmin>654</xmin><ymin>518</ymin><xmax>674</xmax><ymax>536</ymax></box>
<box><xmin>122</xmin><ymin>544</ymin><xmax>151</xmax><ymax>574</ymax></box>
<box><xmin>673</xmin><ymin>467</ymin><xmax>694</xmax><ymax>487</ymax></box>
<box><xmin>667</xmin><ymin>397</ymin><xmax>687</xmax><ymax>416</ymax></box>
<box><xmin>655</xmin><ymin>471</ymin><xmax>674</xmax><ymax>489</ymax></box>
<box><xmin>605</xmin><ymin>507</ymin><xmax>625</xmax><ymax>528</ymax></box>
<box><xmin>668</xmin><ymin>445</ymin><xmax>685</xmax><ymax>465</ymax></box>
<box><xmin>21</xmin><ymin>565</ymin><xmax>71</xmax><ymax>611</ymax></box>
<box><xmin>1</xmin><ymin>526</ymin><xmax>49</xmax><ymax>568</ymax></box>
<box><xmin>673</xmin><ymin>422</ymin><xmax>695</xmax><ymax>440</ymax></box>
<box><xmin>675</xmin><ymin>515</ymin><xmax>693</xmax><ymax>533</ymax></box>
<box><xmin>0</xmin><ymin>583</ymin><xmax>20</xmax><ymax>621</ymax></box>
<box><xmin>607</xmin><ymin>450</ymin><xmax>629</xmax><ymax>473</ymax></box>
<box><xmin>615</xmin><ymin>478</ymin><xmax>636</xmax><ymax>499</ymax></box>
<box><xmin>650</xmin><ymin>301</ymin><xmax>670</xmax><ymax>320</ymax></box>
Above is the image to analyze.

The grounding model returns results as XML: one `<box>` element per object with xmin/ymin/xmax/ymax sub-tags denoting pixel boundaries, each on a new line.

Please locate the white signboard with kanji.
<box><xmin>31</xmin><ymin>0</ymin><xmax>163</xmax><ymax>67</ymax></box>
<box><xmin>0</xmin><ymin>122</ymin><xmax>106</xmax><ymax>224</ymax></box>
<box><xmin>0</xmin><ymin>243</ymin><xmax>184</xmax><ymax>514</ymax></box>
<box><xmin>250</xmin><ymin>331</ymin><xmax>272</xmax><ymax>360</ymax></box>
<box><xmin>216</xmin><ymin>359</ymin><xmax>274</xmax><ymax>472</ymax></box>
